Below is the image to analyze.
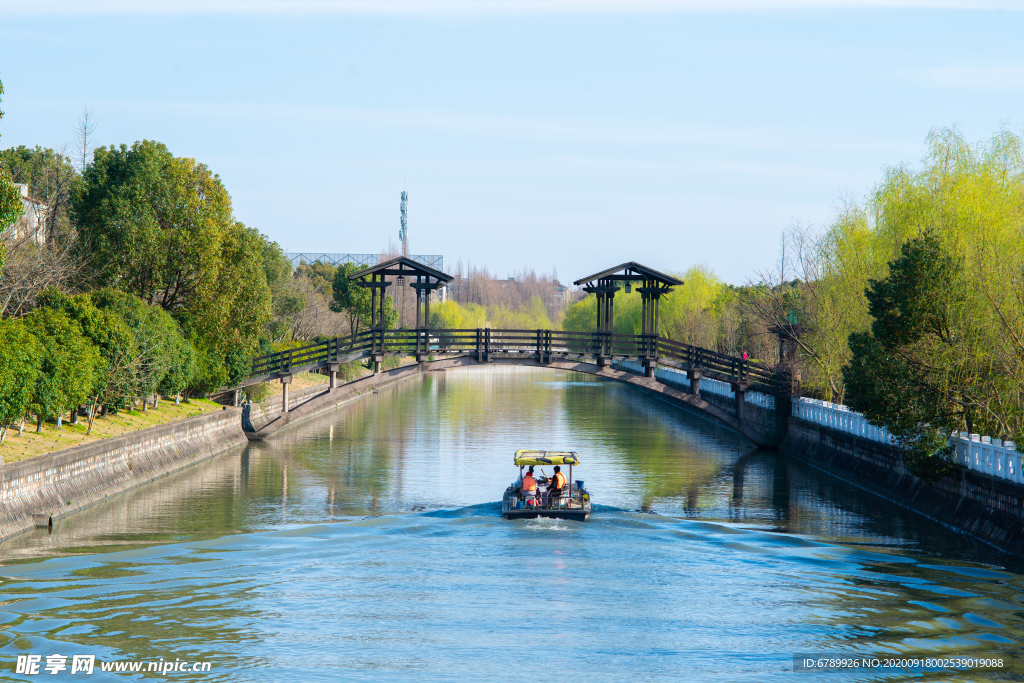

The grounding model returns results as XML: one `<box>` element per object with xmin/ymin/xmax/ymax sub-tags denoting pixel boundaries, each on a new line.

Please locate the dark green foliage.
<box><xmin>844</xmin><ymin>232</ymin><xmax>965</xmax><ymax>480</ymax></box>
<box><xmin>90</xmin><ymin>287</ymin><xmax>195</xmax><ymax>398</ymax></box>
<box><xmin>190</xmin><ymin>343</ymin><xmax>228</xmax><ymax>394</ymax></box>
<box><xmin>158</xmin><ymin>337</ymin><xmax>196</xmax><ymax>398</ymax></box>
<box><xmin>74</xmin><ymin>140</ymin><xmax>272</xmax><ymax>393</ymax></box>
<box><xmin>22</xmin><ymin>307</ymin><xmax>102</xmax><ymax>426</ymax></box>
<box><xmin>73</xmin><ymin>140</ymin><xmax>232</xmax><ymax>309</ymax></box>
<box><xmin>0</xmin><ymin>319</ymin><xmax>41</xmax><ymax>436</ymax></box>
<box><xmin>36</xmin><ymin>288</ymin><xmax>139</xmax><ymax>409</ymax></box>
<box><xmin>224</xmin><ymin>346</ymin><xmax>251</xmax><ymax>387</ymax></box>
<box><xmin>263</xmin><ymin>241</ymin><xmax>303</xmax><ymax>341</ymax></box>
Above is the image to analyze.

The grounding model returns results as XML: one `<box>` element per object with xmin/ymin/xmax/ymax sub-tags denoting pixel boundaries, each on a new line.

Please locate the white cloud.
<box><xmin>903</xmin><ymin>66</ymin><xmax>1024</xmax><ymax>90</ymax></box>
<box><xmin>4</xmin><ymin>0</ymin><xmax>1024</xmax><ymax>15</ymax></box>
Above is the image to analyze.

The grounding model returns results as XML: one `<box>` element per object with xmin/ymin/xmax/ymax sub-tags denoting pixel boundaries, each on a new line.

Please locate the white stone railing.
<box><xmin>793</xmin><ymin>397</ymin><xmax>895</xmax><ymax>444</ymax></box>
<box><xmin>794</xmin><ymin>397</ymin><xmax>1021</xmax><ymax>485</ymax></box>
<box><xmin>617</xmin><ymin>360</ymin><xmax>1021</xmax><ymax>485</ymax></box>
<box><xmin>950</xmin><ymin>432</ymin><xmax>1021</xmax><ymax>484</ymax></box>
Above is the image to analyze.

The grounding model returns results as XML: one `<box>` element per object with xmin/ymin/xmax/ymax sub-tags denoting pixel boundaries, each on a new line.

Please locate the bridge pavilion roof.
<box><xmin>349</xmin><ymin>256</ymin><xmax>453</xmax><ymax>283</ymax></box>
<box><xmin>573</xmin><ymin>261</ymin><xmax>683</xmax><ymax>287</ymax></box>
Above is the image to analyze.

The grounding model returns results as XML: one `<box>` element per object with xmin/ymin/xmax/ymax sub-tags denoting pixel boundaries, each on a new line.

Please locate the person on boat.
<box><xmin>546</xmin><ymin>465</ymin><xmax>567</xmax><ymax>505</ymax></box>
<box><xmin>521</xmin><ymin>467</ymin><xmax>538</xmax><ymax>506</ymax></box>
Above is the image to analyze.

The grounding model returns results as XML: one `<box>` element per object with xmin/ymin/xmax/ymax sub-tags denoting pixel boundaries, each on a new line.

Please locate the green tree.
<box><xmin>429</xmin><ymin>300</ymin><xmax>486</xmax><ymax>329</ymax></box>
<box><xmin>297</xmin><ymin>260</ymin><xmax>336</xmax><ymax>299</ymax></box>
<box><xmin>74</xmin><ymin>140</ymin><xmax>232</xmax><ymax>310</ymax></box>
<box><xmin>90</xmin><ymin>287</ymin><xmax>194</xmax><ymax>406</ymax></box>
<box><xmin>844</xmin><ymin>232</ymin><xmax>967</xmax><ymax>480</ymax></box>
<box><xmin>331</xmin><ymin>263</ymin><xmax>398</xmax><ymax>337</ymax></box>
<box><xmin>0</xmin><ymin>169</ymin><xmax>20</xmax><ymax>233</ymax></box>
<box><xmin>23</xmin><ymin>307</ymin><xmax>101</xmax><ymax>431</ymax></box>
<box><xmin>36</xmin><ymin>288</ymin><xmax>139</xmax><ymax>428</ymax></box>
<box><xmin>181</xmin><ymin>221</ymin><xmax>271</xmax><ymax>391</ymax></box>
<box><xmin>262</xmin><ymin>241</ymin><xmax>304</xmax><ymax>341</ymax></box>
<box><xmin>75</xmin><ymin>141</ymin><xmax>272</xmax><ymax>392</ymax></box>
<box><xmin>0</xmin><ymin>319</ymin><xmax>41</xmax><ymax>443</ymax></box>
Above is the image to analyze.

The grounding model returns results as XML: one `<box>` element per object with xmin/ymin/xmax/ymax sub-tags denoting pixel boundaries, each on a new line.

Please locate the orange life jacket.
<box><xmin>522</xmin><ymin>474</ymin><xmax>537</xmax><ymax>493</ymax></box>
<box><xmin>552</xmin><ymin>472</ymin><xmax>567</xmax><ymax>490</ymax></box>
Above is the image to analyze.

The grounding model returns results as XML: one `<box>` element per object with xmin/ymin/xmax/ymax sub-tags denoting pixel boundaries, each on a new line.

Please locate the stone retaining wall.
<box><xmin>0</xmin><ymin>407</ymin><xmax>247</xmax><ymax>543</ymax></box>
<box><xmin>783</xmin><ymin>418</ymin><xmax>1024</xmax><ymax>556</ymax></box>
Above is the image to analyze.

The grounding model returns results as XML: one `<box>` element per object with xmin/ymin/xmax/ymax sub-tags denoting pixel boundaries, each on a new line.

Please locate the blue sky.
<box><xmin>1</xmin><ymin>1</ymin><xmax>1022</xmax><ymax>284</ymax></box>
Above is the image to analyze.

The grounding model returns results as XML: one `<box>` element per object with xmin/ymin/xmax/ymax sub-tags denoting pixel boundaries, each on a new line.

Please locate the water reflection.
<box><xmin>0</xmin><ymin>366</ymin><xmax>1020</xmax><ymax>682</ymax></box>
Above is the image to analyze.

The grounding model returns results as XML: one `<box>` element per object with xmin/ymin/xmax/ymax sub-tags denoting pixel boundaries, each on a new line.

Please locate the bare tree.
<box><xmin>0</xmin><ymin>231</ymin><xmax>84</xmax><ymax>318</ymax></box>
<box><xmin>74</xmin><ymin>106</ymin><xmax>98</xmax><ymax>173</ymax></box>
<box><xmin>288</xmin><ymin>274</ymin><xmax>347</xmax><ymax>340</ymax></box>
<box><xmin>445</xmin><ymin>259</ymin><xmax>575</xmax><ymax>321</ymax></box>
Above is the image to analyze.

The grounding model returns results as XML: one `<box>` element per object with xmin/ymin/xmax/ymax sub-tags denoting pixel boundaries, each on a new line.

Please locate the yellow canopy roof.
<box><xmin>514</xmin><ymin>450</ymin><xmax>579</xmax><ymax>466</ymax></box>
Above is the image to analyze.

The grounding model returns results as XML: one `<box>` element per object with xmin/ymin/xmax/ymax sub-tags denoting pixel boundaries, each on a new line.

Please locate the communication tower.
<box><xmin>399</xmin><ymin>190</ymin><xmax>409</xmax><ymax>257</ymax></box>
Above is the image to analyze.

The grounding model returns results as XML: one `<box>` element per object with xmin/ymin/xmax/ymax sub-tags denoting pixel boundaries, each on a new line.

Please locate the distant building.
<box><xmin>2</xmin><ymin>184</ymin><xmax>47</xmax><ymax>246</ymax></box>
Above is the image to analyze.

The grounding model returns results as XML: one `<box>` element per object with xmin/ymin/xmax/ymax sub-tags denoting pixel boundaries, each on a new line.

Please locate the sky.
<box><xmin>1</xmin><ymin>1</ymin><xmax>1022</xmax><ymax>285</ymax></box>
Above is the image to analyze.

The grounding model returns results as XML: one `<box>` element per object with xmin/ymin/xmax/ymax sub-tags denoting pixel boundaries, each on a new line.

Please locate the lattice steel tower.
<box><xmin>399</xmin><ymin>190</ymin><xmax>409</xmax><ymax>257</ymax></box>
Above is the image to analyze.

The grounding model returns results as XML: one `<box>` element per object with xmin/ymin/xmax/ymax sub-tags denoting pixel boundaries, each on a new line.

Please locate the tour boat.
<box><xmin>501</xmin><ymin>450</ymin><xmax>591</xmax><ymax>521</ymax></box>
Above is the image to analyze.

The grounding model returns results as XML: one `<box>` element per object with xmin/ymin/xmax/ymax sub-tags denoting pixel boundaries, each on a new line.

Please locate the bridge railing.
<box><xmin>249</xmin><ymin>331</ymin><xmax>375</xmax><ymax>380</ymax></box>
<box><xmin>656</xmin><ymin>337</ymin><xmax>776</xmax><ymax>387</ymax></box>
<box><xmin>243</xmin><ymin>328</ymin><xmax>783</xmax><ymax>392</ymax></box>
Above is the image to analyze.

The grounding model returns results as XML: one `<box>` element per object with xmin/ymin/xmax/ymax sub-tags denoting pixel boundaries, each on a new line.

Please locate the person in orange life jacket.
<box><xmin>547</xmin><ymin>466</ymin><xmax>567</xmax><ymax>503</ymax></box>
<box><xmin>521</xmin><ymin>467</ymin><xmax>538</xmax><ymax>505</ymax></box>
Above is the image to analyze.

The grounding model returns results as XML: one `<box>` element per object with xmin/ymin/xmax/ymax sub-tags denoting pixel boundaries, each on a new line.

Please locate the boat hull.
<box><xmin>502</xmin><ymin>508</ymin><xmax>590</xmax><ymax>521</ymax></box>
<box><xmin>501</xmin><ymin>487</ymin><xmax>591</xmax><ymax>521</ymax></box>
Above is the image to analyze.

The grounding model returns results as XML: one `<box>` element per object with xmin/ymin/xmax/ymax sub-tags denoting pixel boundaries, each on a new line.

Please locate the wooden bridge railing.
<box><xmin>245</xmin><ymin>328</ymin><xmax>783</xmax><ymax>393</ymax></box>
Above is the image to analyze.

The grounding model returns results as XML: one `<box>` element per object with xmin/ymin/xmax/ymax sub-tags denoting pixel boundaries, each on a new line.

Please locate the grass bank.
<box><xmin>0</xmin><ymin>399</ymin><xmax>222</xmax><ymax>464</ymax></box>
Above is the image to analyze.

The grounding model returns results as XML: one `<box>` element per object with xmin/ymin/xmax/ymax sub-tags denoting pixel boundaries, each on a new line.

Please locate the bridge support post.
<box><xmin>732</xmin><ymin>381</ymin><xmax>749</xmax><ymax>423</ymax></box>
<box><xmin>232</xmin><ymin>389</ymin><xmax>240</xmax><ymax>407</ymax></box>
<box><xmin>687</xmin><ymin>369</ymin><xmax>701</xmax><ymax>397</ymax></box>
<box><xmin>643</xmin><ymin>358</ymin><xmax>657</xmax><ymax>378</ymax></box>
<box><xmin>326</xmin><ymin>362</ymin><xmax>340</xmax><ymax>390</ymax></box>
<box><xmin>281</xmin><ymin>374</ymin><xmax>293</xmax><ymax>414</ymax></box>
<box><xmin>415</xmin><ymin>329</ymin><xmax>430</xmax><ymax>363</ymax></box>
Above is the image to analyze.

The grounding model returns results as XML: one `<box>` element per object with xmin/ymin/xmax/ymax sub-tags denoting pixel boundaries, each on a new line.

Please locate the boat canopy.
<box><xmin>514</xmin><ymin>450</ymin><xmax>579</xmax><ymax>466</ymax></box>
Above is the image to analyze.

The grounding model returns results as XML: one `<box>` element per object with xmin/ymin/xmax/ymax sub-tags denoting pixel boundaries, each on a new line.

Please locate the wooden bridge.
<box><xmin>240</xmin><ymin>327</ymin><xmax>790</xmax><ymax>447</ymax></box>
<box><xmin>237</xmin><ymin>259</ymin><xmax>792</xmax><ymax>447</ymax></box>
<box><xmin>246</xmin><ymin>328</ymin><xmax>780</xmax><ymax>392</ymax></box>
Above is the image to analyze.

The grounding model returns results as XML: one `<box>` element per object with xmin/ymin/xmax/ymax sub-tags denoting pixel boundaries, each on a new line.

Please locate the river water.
<box><xmin>0</xmin><ymin>367</ymin><xmax>1021</xmax><ymax>682</ymax></box>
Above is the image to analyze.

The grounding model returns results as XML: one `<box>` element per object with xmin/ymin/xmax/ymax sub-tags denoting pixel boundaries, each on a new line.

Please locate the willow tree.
<box><xmin>867</xmin><ymin>126</ymin><xmax>1024</xmax><ymax>439</ymax></box>
<box><xmin>656</xmin><ymin>265</ymin><xmax>727</xmax><ymax>350</ymax></box>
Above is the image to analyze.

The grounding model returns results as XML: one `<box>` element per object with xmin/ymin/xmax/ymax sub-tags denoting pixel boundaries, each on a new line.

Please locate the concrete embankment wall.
<box><xmin>783</xmin><ymin>419</ymin><xmax>1024</xmax><ymax>556</ymax></box>
<box><xmin>0</xmin><ymin>408</ymin><xmax>246</xmax><ymax>543</ymax></box>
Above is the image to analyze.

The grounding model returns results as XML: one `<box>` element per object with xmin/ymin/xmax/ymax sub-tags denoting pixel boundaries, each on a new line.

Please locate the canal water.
<box><xmin>0</xmin><ymin>367</ymin><xmax>1021</xmax><ymax>682</ymax></box>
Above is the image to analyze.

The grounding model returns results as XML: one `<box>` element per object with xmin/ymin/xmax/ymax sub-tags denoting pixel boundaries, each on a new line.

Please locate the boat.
<box><xmin>501</xmin><ymin>450</ymin><xmax>591</xmax><ymax>521</ymax></box>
